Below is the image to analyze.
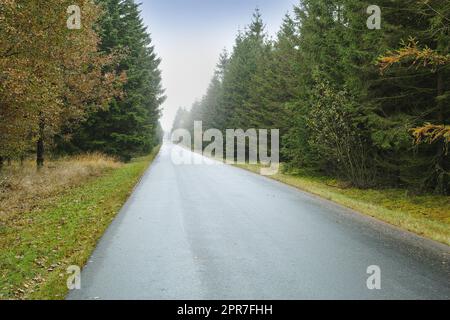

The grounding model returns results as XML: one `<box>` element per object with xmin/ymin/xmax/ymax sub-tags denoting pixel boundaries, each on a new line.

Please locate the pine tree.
<box><xmin>220</xmin><ymin>9</ymin><xmax>268</xmax><ymax>130</ymax></box>
<box><xmin>200</xmin><ymin>49</ymin><xmax>229</xmax><ymax>130</ymax></box>
<box><xmin>171</xmin><ymin>107</ymin><xmax>190</xmax><ymax>132</ymax></box>
<box><xmin>69</xmin><ymin>0</ymin><xmax>165</xmax><ymax>161</ymax></box>
<box><xmin>245</xmin><ymin>14</ymin><xmax>308</xmax><ymax>164</ymax></box>
<box><xmin>173</xmin><ymin>2</ymin><xmax>449</xmax><ymax>193</ymax></box>
<box><xmin>376</xmin><ymin>0</ymin><xmax>450</xmax><ymax>193</ymax></box>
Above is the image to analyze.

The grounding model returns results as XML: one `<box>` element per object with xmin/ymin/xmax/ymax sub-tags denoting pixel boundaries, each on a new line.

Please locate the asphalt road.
<box><xmin>67</xmin><ymin>143</ymin><xmax>450</xmax><ymax>300</ymax></box>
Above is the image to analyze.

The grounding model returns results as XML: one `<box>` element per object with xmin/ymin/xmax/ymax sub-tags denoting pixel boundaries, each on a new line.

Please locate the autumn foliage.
<box><xmin>378</xmin><ymin>39</ymin><xmax>450</xmax><ymax>74</ymax></box>
<box><xmin>412</xmin><ymin>124</ymin><xmax>450</xmax><ymax>151</ymax></box>
<box><xmin>0</xmin><ymin>0</ymin><xmax>123</xmax><ymax>165</ymax></box>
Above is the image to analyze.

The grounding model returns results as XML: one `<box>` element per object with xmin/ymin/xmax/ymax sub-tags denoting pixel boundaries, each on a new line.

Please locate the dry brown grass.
<box><xmin>0</xmin><ymin>153</ymin><xmax>122</xmax><ymax>221</ymax></box>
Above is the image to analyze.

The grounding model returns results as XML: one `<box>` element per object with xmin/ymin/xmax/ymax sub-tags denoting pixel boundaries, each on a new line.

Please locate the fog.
<box><xmin>140</xmin><ymin>0</ymin><xmax>297</xmax><ymax>131</ymax></box>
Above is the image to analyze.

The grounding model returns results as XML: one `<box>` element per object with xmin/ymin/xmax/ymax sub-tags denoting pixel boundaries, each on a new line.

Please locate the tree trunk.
<box><xmin>435</xmin><ymin>70</ymin><xmax>446</xmax><ymax>194</ymax></box>
<box><xmin>0</xmin><ymin>156</ymin><xmax>3</xmax><ymax>170</ymax></box>
<box><xmin>36</xmin><ymin>117</ymin><xmax>45</xmax><ymax>168</ymax></box>
<box><xmin>437</xmin><ymin>71</ymin><xmax>444</xmax><ymax>123</ymax></box>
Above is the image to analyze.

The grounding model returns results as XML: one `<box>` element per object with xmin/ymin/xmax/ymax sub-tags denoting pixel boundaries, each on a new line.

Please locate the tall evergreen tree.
<box><xmin>376</xmin><ymin>0</ymin><xmax>450</xmax><ymax>193</ymax></box>
<box><xmin>200</xmin><ymin>49</ymin><xmax>229</xmax><ymax>130</ymax></box>
<box><xmin>68</xmin><ymin>0</ymin><xmax>165</xmax><ymax>161</ymax></box>
<box><xmin>174</xmin><ymin>2</ymin><xmax>449</xmax><ymax>194</ymax></box>
<box><xmin>220</xmin><ymin>9</ymin><xmax>268</xmax><ymax>129</ymax></box>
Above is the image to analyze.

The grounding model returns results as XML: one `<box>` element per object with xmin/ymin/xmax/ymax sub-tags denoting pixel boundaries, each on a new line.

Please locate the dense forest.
<box><xmin>172</xmin><ymin>1</ymin><xmax>450</xmax><ymax>195</ymax></box>
<box><xmin>0</xmin><ymin>0</ymin><xmax>164</xmax><ymax>164</ymax></box>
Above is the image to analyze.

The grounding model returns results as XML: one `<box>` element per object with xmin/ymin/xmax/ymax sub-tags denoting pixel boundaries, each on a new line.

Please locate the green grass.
<box><xmin>236</xmin><ymin>163</ymin><xmax>450</xmax><ymax>246</ymax></box>
<box><xmin>0</xmin><ymin>147</ymin><xmax>160</xmax><ymax>300</ymax></box>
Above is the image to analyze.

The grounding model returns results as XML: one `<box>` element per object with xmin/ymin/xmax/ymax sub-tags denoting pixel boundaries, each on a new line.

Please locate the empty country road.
<box><xmin>67</xmin><ymin>143</ymin><xmax>450</xmax><ymax>300</ymax></box>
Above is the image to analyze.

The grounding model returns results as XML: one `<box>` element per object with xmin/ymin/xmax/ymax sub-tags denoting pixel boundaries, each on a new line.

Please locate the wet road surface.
<box><xmin>68</xmin><ymin>144</ymin><xmax>450</xmax><ymax>300</ymax></box>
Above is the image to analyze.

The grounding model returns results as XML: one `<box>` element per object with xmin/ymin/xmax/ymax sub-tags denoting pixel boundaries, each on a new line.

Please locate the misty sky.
<box><xmin>139</xmin><ymin>0</ymin><xmax>298</xmax><ymax>131</ymax></box>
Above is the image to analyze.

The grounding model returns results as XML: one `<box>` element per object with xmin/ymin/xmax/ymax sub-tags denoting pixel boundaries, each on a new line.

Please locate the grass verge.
<box><xmin>236</xmin><ymin>163</ymin><xmax>450</xmax><ymax>246</ymax></box>
<box><xmin>0</xmin><ymin>147</ymin><xmax>160</xmax><ymax>300</ymax></box>
<box><xmin>0</xmin><ymin>153</ymin><xmax>122</xmax><ymax>220</ymax></box>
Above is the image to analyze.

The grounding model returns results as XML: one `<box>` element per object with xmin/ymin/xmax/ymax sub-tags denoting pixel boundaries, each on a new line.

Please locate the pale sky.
<box><xmin>140</xmin><ymin>0</ymin><xmax>298</xmax><ymax>131</ymax></box>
